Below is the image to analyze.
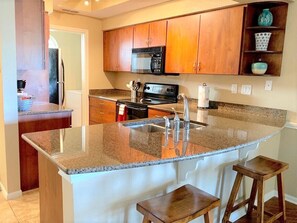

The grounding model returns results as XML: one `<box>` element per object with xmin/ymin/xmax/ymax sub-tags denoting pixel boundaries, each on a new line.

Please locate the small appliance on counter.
<box><xmin>17</xmin><ymin>79</ymin><xmax>34</xmax><ymax>111</ymax></box>
<box><xmin>17</xmin><ymin>79</ymin><xmax>26</xmax><ymax>94</ymax></box>
<box><xmin>117</xmin><ymin>82</ymin><xmax>179</xmax><ymax>121</ymax></box>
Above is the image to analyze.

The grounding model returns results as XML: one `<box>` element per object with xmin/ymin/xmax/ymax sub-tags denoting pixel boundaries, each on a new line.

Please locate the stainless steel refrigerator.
<box><xmin>49</xmin><ymin>48</ymin><xmax>65</xmax><ymax>105</ymax></box>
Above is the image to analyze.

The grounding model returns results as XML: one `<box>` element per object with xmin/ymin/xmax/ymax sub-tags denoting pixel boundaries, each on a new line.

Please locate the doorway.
<box><xmin>49</xmin><ymin>26</ymin><xmax>89</xmax><ymax>127</ymax></box>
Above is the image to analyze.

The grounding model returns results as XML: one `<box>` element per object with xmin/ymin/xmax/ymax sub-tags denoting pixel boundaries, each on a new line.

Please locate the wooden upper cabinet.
<box><xmin>133</xmin><ymin>20</ymin><xmax>167</xmax><ymax>48</ymax></box>
<box><xmin>103</xmin><ymin>27</ymin><xmax>133</xmax><ymax>72</ymax></box>
<box><xmin>133</xmin><ymin>23</ymin><xmax>150</xmax><ymax>48</ymax></box>
<box><xmin>15</xmin><ymin>0</ymin><xmax>45</xmax><ymax>70</ymax></box>
<box><xmin>104</xmin><ymin>30</ymin><xmax>119</xmax><ymax>71</ymax></box>
<box><xmin>118</xmin><ymin>26</ymin><xmax>133</xmax><ymax>71</ymax></box>
<box><xmin>198</xmin><ymin>6</ymin><xmax>244</xmax><ymax>75</ymax></box>
<box><xmin>165</xmin><ymin>14</ymin><xmax>200</xmax><ymax>74</ymax></box>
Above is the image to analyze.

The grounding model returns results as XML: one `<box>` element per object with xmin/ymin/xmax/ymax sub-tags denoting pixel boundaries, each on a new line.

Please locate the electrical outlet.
<box><xmin>241</xmin><ymin>85</ymin><xmax>252</xmax><ymax>95</ymax></box>
<box><xmin>265</xmin><ymin>80</ymin><xmax>273</xmax><ymax>91</ymax></box>
<box><xmin>231</xmin><ymin>84</ymin><xmax>237</xmax><ymax>94</ymax></box>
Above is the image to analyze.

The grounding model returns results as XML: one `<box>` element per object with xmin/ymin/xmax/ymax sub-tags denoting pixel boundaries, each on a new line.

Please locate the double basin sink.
<box><xmin>123</xmin><ymin>118</ymin><xmax>205</xmax><ymax>133</ymax></box>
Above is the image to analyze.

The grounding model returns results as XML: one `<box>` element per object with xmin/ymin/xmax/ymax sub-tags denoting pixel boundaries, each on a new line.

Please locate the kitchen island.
<box><xmin>22</xmin><ymin>104</ymin><xmax>286</xmax><ymax>222</ymax></box>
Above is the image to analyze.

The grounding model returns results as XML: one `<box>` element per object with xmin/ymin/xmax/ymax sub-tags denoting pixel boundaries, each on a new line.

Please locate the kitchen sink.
<box><xmin>123</xmin><ymin>119</ymin><xmax>205</xmax><ymax>133</ymax></box>
<box><xmin>129</xmin><ymin>124</ymin><xmax>165</xmax><ymax>133</ymax></box>
<box><xmin>155</xmin><ymin>120</ymin><xmax>204</xmax><ymax>130</ymax></box>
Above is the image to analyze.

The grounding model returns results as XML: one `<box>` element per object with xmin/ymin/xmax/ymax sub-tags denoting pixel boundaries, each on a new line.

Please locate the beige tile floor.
<box><xmin>0</xmin><ymin>189</ymin><xmax>39</xmax><ymax>223</ymax></box>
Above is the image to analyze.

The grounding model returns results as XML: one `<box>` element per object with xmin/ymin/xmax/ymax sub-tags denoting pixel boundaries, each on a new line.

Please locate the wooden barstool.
<box><xmin>137</xmin><ymin>184</ymin><xmax>220</xmax><ymax>223</ymax></box>
<box><xmin>222</xmin><ymin>155</ymin><xmax>289</xmax><ymax>223</ymax></box>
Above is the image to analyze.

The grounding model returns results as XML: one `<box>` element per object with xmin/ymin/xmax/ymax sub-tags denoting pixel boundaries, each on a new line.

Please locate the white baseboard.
<box><xmin>265</xmin><ymin>190</ymin><xmax>297</xmax><ymax>205</ymax></box>
<box><xmin>0</xmin><ymin>182</ymin><xmax>22</xmax><ymax>200</ymax></box>
<box><xmin>285</xmin><ymin>193</ymin><xmax>297</xmax><ymax>205</ymax></box>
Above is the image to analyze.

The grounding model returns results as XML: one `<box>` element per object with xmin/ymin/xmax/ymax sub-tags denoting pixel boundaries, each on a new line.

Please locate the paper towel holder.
<box><xmin>198</xmin><ymin>83</ymin><xmax>210</xmax><ymax>109</ymax></box>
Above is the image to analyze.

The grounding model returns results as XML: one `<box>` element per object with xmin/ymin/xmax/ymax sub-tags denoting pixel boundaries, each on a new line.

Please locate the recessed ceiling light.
<box><xmin>84</xmin><ymin>0</ymin><xmax>90</xmax><ymax>6</ymax></box>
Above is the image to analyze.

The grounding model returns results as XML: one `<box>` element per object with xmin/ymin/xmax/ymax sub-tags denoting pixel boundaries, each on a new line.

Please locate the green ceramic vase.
<box><xmin>258</xmin><ymin>9</ymin><xmax>273</xmax><ymax>26</ymax></box>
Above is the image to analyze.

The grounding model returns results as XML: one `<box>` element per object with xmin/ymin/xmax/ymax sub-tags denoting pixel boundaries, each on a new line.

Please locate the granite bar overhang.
<box><xmin>22</xmin><ymin>103</ymin><xmax>286</xmax><ymax>175</ymax></box>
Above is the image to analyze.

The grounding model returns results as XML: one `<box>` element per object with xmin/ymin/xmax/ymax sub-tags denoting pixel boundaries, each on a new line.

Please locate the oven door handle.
<box><xmin>125</xmin><ymin>105</ymin><xmax>147</xmax><ymax>111</ymax></box>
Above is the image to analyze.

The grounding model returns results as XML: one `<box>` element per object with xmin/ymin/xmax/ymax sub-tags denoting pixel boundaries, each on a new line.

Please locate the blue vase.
<box><xmin>258</xmin><ymin>9</ymin><xmax>273</xmax><ymax>26</ymax></box>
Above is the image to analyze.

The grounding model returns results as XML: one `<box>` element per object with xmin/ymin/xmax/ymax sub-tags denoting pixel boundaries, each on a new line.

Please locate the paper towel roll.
<box><xmin>197</xmin><ymin>109</ymin><xmax>208</xmax><ymax>123</ymax></box>
<box><xmin>198</xmin><ymin>83</ymin><xmax>210</xmax><ymax>108</ymax></box>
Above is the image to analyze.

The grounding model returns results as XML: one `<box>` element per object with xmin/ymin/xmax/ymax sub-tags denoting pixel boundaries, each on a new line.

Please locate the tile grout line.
<box><xmin>7</xmin><ymin>200</ymin><xmax>21</xmax><ymax>223</ymax></box>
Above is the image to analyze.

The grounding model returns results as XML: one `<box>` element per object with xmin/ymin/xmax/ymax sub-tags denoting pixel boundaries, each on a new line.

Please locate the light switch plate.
<box><xmin>231</xmin><ymin>84</ymin><xmax>237</xmax><ymax>94</ymax></box>
<box><xmin>265</xmin><ymin>80</ymin><xmax>273</xmax><ymax>91</ymax></box>
<box><xmin>241</xmin><ymin>85</ymin><xmax>252</xmax><ymax>95</ymax></box>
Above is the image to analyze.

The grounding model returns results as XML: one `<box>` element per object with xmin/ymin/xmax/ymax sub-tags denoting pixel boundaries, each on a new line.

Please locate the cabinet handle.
<box><xmin>99</xmin><ymin>112</ymin><xmax>104</xmax><ymax>115</ymax></box>
<box><xmin>193</xmin><ymin>62</ymin><xmax>197</xmax><ymax>71</ymax></box>
<box><xmin>148</xmin><ymin>38</ymin><xmax>152</xmax><ymax>46</ymax></box>
<box><xmin>197</xmin><ymin>62</ymin><xmax>201</xmax><ymax>71</ymax></box>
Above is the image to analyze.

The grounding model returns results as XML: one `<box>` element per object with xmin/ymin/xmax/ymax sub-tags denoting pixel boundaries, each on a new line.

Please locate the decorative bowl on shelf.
<box><xmin>251</xmin><ymin>62</ymin><xmax>268</xmax><ymax>75</ymax></box>
<box><xmin>255</xmin><ymin>32</ymin><xmax>271</xmax><ymax>51</ymax></box>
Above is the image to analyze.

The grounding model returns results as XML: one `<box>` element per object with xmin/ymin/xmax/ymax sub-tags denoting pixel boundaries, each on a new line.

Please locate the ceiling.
<box><xmin>53</xmin><ymin>0</ymin><xmax>173</xmax><ymax>19</ymax></box>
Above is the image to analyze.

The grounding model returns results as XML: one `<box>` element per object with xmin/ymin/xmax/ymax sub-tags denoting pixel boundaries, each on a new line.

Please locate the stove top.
<box><xmin>118</xmin><ymin>97</ymin><xmax>176</xmax><ymax>106</ymax></box>
<box><xmin>118</xmin><ymin>82</ymin><xmax>179</xmax><ymax>107</ymax></box>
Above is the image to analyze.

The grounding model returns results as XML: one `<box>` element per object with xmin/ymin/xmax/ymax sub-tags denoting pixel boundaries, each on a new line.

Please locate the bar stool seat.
<box><xmin>222</xmin><ymin>155</ymin><xmax>289</xmax><ymax>223</ymax></box>
<box><xmin>137</xmin><ymin>184</ymin><xmax>220</xmax><ymax>223</ymax></box>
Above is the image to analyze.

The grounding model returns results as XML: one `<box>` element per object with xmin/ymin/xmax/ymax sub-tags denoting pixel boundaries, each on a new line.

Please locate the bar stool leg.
<box><xmin>222</xmin><ymin>173</ymin><xmax>243</xmax><ymax>223</ymax></box>
<box><xmin>256</xmin><ymin>180</ymin><xmax>264</xmax><ymax>223</ymax></box>
<box><xmin>247</xmin><ymin>179</ymin><xmax>258</xmax><ymax>217</ymax></box>
<box><xmin>204</xmin><ymin>213</ymin><xmax>210</xmax><ymax>223</ymax></box>
<box><xmin>277</xmin><ymin>173</ymin><xmax>286</xmax><ymax>223</ymax></box>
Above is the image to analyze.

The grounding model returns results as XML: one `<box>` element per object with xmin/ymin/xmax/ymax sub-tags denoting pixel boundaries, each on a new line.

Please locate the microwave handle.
<box><xmin>150</xmin><ymin>57</ymin><xmax>154</xmax><ymax>73</ymax></box>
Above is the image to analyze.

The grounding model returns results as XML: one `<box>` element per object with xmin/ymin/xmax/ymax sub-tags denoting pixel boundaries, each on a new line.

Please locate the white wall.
<box><xmin>51</xmin><ymin>31</ymin><xmax>82</xmax><ymax>91</ymax></box>
<box><xmin>279</xmin><ymin>127</ymin><xmax>297</xmax><ymax>198</ymax></box>
<box><xmin>0</xmin><ymin>0</ymin><xmax>21</xmax><ymax>198</ymax></box>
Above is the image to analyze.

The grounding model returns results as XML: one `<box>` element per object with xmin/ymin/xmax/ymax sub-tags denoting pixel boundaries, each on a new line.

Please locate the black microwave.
<box><xmin>131</xmin><ymin>46</ymin><xmax>165</xmax><ymax>74</ymax></box>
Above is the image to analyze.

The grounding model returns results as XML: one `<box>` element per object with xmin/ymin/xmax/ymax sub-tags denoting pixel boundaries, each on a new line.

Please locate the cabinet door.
<box><xmin>15</xmin><ymin>0</ymin><xmax>45</xmax><ymax>70</ymax></box>
<box><xmin>103</xmin><ymin>30</ymin><xmax>119</xmax><ymax>71</ymax></box>
<box><xmin>165</xmin><ymin>14</ymin><xmax>200</xmax><ymax>74</ymax></box>
<box><xmin>118</xmin><ymin>26</ymin><xmax>133</xmax><ymax>72</ymax></box>
<box><xmin>198</xmin><ymin>6</ymin><xmax>244</xmax><ymax>75</ymax></box>
<box><xmin>149</xmin><ymin>20</ymin><xmax>167</xmax><ymax>47</ymax></box>
<box><xmin>133</xmin><ymin>23</ymin><xmax>150</xmax><ymax>48</ymax></box>
<box><xmin>89</xmin><ymin>97</ymin><xmax>116</xmax><ymax>124</ymax></box>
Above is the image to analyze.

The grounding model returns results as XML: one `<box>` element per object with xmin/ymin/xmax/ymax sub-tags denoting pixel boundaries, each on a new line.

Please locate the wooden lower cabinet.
<box><xmin>18</xmin><ymin>111</ymin><xmax>71</xmax><ymax>191</ymax></box>
<box><xmin>148</xmin><ymin>108</ymin><xmax>172</xmax><ymax>118</ymax></box>
<box><xmin>89</xmin><ymin>97</ymin><xmax>116</xmax><ymax>124</ymax></box>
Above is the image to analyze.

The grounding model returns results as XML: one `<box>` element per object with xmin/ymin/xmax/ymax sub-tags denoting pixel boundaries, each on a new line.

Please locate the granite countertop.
<box><xmin>18</xmin><ymin>102</ymin><xmax>73</xmax><ymax>116</ymax></box>
<box><xmin>22</xmin><ymin>101</ymin><xmax>286</xmax><ymax>174</ymax></box>
<box><xmin>89</xmin><ymin>89</ymin><xmax>132</xmax><ymax>101</ymax></box>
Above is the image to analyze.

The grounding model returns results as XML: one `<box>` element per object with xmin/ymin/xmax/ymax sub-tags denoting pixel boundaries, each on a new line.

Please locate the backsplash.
<box><xmin>17</xmin><ymin>70</ymin><xmax>49</xmax><ymax>102</ymax></box>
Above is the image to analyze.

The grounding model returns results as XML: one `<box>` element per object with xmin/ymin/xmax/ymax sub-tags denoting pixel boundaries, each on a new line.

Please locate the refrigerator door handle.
<box><xmin>61</xmin><ymin>59</ymin><xmax>65</xmax><ymax>106</ymax></box>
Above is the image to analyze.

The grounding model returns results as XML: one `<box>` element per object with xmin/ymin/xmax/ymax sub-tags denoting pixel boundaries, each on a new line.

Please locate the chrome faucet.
<box><xmin>163</xmin><ymin>116</ymin><xmax>170</xmax><ymax>128</ymax></box>
<box><xmin>178</xmin><ymin>93</ymin><xmax>190</xmax><ymax>122</ymax></box>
